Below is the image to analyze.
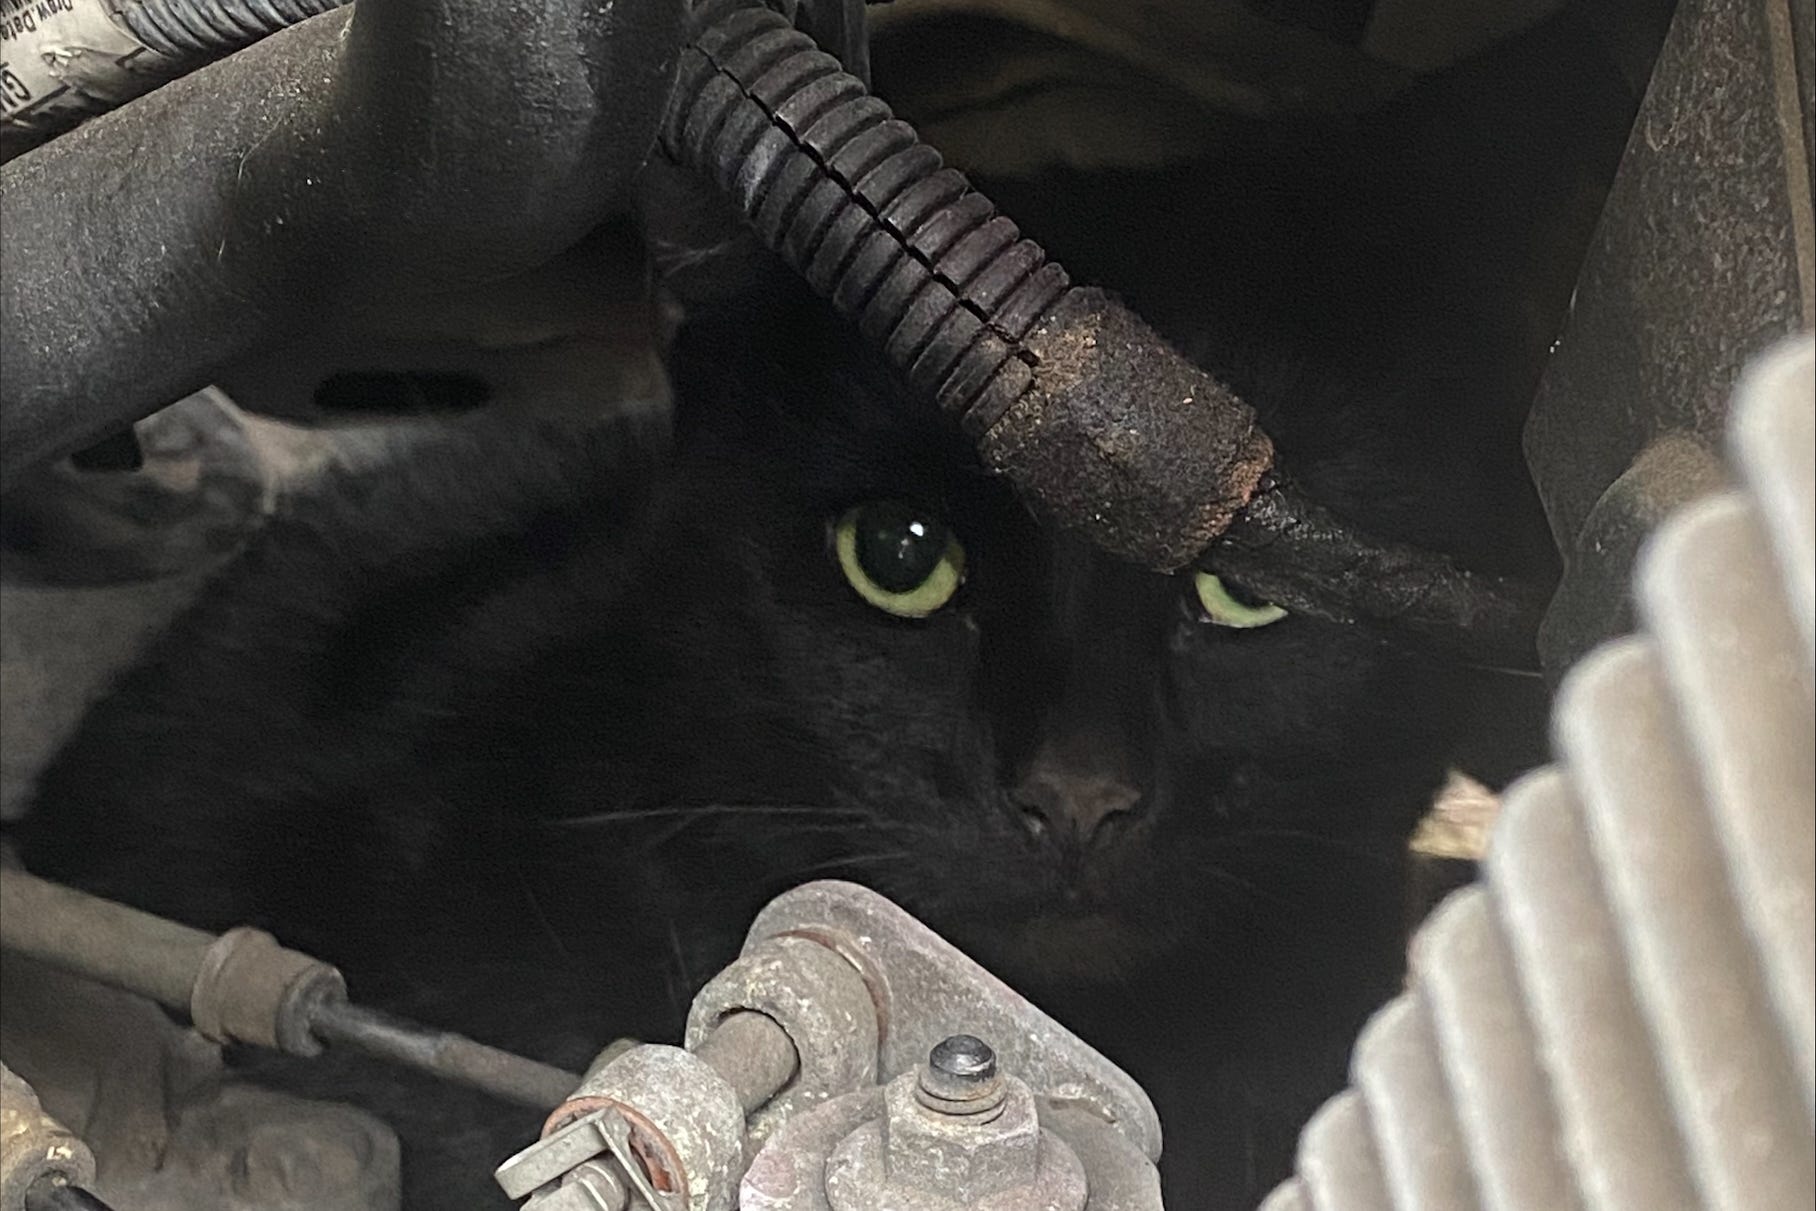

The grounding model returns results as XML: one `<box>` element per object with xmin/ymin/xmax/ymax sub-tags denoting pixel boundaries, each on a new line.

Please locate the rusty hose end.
<box><xmin>1211</xmin><ymin>475</ymin><xmax>1548</xmax><ymax>668</ymax></box>
<box><xmin>974</xmin><ymin>289</ymin><xmax>1277</xmax><ymax>573</ymax></box>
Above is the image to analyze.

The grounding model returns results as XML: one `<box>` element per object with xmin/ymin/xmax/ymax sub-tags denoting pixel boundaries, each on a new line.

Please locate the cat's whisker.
<box><xmin>1197</xmin><ymin>861</ymin><xmax>1295</xmax><ymax>912</ymax></box>
<box><xmin>784</xmin><ymin>849</ymin><xmax>917</xmax><ymax>880</ymax></box>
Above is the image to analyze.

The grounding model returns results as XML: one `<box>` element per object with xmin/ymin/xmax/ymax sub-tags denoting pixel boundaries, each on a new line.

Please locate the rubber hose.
<box><xmin>23</xmin><ymin>1182</ymin><xmax>116</xmax><ymax>1211</ymax></box>
<box><xmin>663</xmin><ymin>2</ymin><xmax>1542</xmax><ymax>663</ymax></box>
<box><xmin>118</xmin><ymin>0</ymin><xmax>345</xmax><ymax>59</ymax></box>
<box><xmin>671</xmin><ymin>6</ymin><xmax>1068</xmax><ymax>437</ymax></box>
<box><xmin>665</xmin><ymin>2</ymin><xmax>1276</xmax><ymax>573</ymax></box>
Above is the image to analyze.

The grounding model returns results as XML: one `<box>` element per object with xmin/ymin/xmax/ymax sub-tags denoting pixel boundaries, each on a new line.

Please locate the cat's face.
<box><xmin>556</xmin><ymin>290</ymin><xmax>1474</xmax><ymax>991</ymax></box>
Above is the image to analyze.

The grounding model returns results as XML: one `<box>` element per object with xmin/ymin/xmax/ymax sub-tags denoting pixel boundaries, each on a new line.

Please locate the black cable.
<box><xmin>23</xmin><ymin>1179</ymin><xmax>117</xmax><ymax>1211</ymax></box>
<box><xmin>665</xmin><ymin>1</ymin><xmax>1067</xmax><ymax>438</ymax></box>
<box><xmin>117</xmin><ymin>0</ymin><xmax>346</xmax><ymax>60</ymax></box>
<box><xmin>662</xmin><ymin>1</ymin><xmax>1543</xmax><ymax>661</ymax></box>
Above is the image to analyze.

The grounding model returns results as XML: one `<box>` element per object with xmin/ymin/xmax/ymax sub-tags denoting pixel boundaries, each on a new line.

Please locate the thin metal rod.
<box><xmin>694</xmin><ymin>1010</ymin><xmax>799</xmax><ymax>1115</ymax></box>
<box><xmin>310</xmin><ymin>1000</ymin><xmax>580</xmax><ymax>1110</ymax></box>
<box><xmin>0</xmin><ymin>868</ymin><xmax>582</xmax><ymax>1109</ymax></box>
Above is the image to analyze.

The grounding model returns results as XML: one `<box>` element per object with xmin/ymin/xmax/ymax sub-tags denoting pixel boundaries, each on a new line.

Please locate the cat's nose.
<box><xmin>1012</xmin><ymin>767</ymin><xmax>1143</xmax><ymax>845</ymax></box>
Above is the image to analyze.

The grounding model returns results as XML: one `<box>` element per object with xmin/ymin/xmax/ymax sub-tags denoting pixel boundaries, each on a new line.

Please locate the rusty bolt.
<box><xmin>918</xmin><ymin>1034</ymin><xmax>1006</xmax><ymax>1117</ymax></box>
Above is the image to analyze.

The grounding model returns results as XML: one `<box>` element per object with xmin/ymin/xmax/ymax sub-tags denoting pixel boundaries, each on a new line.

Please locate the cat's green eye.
<box><xmin>834</xmin><ymin>501</ymin><xmax>966</xmax><ymax>618</ymax></box>
<box><xmin>1193</xmin><ymin>571</ymin><xmax>1287</xmax><ymax>629</ymax></box>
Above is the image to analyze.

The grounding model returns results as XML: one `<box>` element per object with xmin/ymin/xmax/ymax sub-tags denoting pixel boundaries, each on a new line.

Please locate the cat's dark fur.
<box><xmin>11</xmin><ymin>18</ymin><xmax>1636</xmax><ymax>1206</ymax></box>
<box><xmin>10</xmin><ymin>288</ymin><xmax>1503</xmax><ymax>1209</ymax></box>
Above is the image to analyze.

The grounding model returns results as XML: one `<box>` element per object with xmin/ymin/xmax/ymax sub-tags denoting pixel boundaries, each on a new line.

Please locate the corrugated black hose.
<box><xmin>0</xmin><ymin>0</ymin><xmax>1543</xmax><ymax>663</ymax></box>
<box><xmin>662</xmin><ymin>0</ymin><xmax>1546</xmax><ymax>666</ymax></box>
<box><xmin>117</xmin><ymin>0</ymin><xmax>345</xmax><ymax>58</ymax></box>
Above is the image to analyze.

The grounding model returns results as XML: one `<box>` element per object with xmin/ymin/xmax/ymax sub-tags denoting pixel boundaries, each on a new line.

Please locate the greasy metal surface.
<box><xmin>684</xmin><ymin>936</ymin><xmax>874</xmax><ymax>1140</ymax></box>
<box><xmin>0</xmin><ymin>869</ymin><xmax>347</xmax><ymax>1056</ymax></box>
<box><xmin>0</xmin><ymin>0</ymin><xmax>684</xmax><ymax>487</ymax></box>
<box><xmin>738</xmin><ymin>881</ymin><xmax>1163</xmax><ymax>1161</ymax></box>
<box><xmin>740</xmin><ymin>1070</ymin><xmax>1094</xmax><ymax>1211</ymax></box>
<box><xmin>524</xmin><ymin>1159</ymin><xmax>631</xmax><ymax>1211</ymax></box>
<box><xmin>1259</xmin><ymin>337</ymin><xmax>1816</xmax><ymax>1210</ymax></box>
<box><xmin>1524</xmin><ymin>0</ymin><xmax>1815</xmax><ymax>675</ymax></box>
<box><xmin>498</xmin><ymin>1112</ymin><xmax>623</xmax><ymax>1202</ymax></box>
<box><xmin>0</xmin><ymin>1063</ymin><xmax>94</xmax><ymax>1211</ymax></box>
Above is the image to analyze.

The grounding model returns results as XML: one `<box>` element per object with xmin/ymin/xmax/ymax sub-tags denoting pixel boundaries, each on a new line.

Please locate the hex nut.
<box><xmin>822</xmin><ymin>1069</ymin><xmax>1087</xmax><ymax>1211</ymax></box>
<box><xmin>881</xmin><ymin>1067</ymin><xmax>1038</xmax><ymax>1202</ymax></box>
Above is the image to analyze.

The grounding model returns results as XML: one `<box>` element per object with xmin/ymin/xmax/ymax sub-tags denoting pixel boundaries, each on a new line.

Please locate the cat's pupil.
<box><xmin>853</xmin><ymin>501</ymin><xmax>949</xmax><ymax>593</ymax></box>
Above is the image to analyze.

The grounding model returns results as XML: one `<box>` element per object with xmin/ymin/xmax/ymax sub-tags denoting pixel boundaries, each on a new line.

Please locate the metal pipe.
<box><xmin>0</xmin><ymin>0</ymin><xmax>685</xmax><ymax>490</ymax></box>
<box><xmin>693</xmin><ymin>1010</ymin><xmax>800</xmax><ymax>1115</ymax></box>
<box><xmin>0</xmin><ymin>868</ymin><xmax>582</xmax><ymax>1108</ymax></box>
<box><xmin>0</xmin><ymin>861</ymin><xmax>215</xmax><ymax>1010</ymax></box>
<box><xmin>310</xmin><ymin>1000</ymin><xmax>580</xmax><ymax>1110</ymax></box>
<box><xmin>661</xmin><ymin>1</ymin><xmax>1543</xmax><ymax>662</ymax></box>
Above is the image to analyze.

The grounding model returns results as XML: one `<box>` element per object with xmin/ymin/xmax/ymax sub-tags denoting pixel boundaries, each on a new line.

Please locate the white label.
<box><xmin>0</xmin><ymin>0</ymin><xmax>178</xmax><ymax>136</ymax></box>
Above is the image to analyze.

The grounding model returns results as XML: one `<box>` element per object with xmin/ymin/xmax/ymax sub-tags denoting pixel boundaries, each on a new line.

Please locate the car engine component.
<box><xmin>0</xmin><ymin>867</ymin><xmax>580</xmax><ymax>1110</ymax></box>
<box><xmin>0</xmin><ymin>0</ymin><xmax>1547</xmax><ymax>665</ymax></box>
<box><xmin>1258</xmin><ymin>334</ymin><xmax>1815</xmax><ymax>1211</ymax></box>
<box><xmin>0</xmin><ymin>872</ymin><xmax>1159</xmax><ymax>1210</ymax></box>
<box><xmin>0</xmin><ymin>1061</ymin><xmax>97</xmax><ymax>1211</ymax></box>
<box><xmin>493</xmin><ymin>880</ymin><xmax>1161</xmax><ymax>1211</ymax></box>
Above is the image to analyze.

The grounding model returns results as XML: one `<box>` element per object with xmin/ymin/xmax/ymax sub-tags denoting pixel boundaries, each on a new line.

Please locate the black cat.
<box><xmin>11</xmin><ymin>282</ymin><xmax>1516</xmax><ymax>1205</ymax></box>
<box><xmin>8</xmin><ymin>22</ymin><xmax>1638</xmax><ymax>1197</ymax></box>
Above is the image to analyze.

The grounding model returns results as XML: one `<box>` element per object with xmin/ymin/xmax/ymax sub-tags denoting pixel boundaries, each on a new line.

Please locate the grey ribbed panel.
<box><xmin>1351</xmin><ymin>996</ymin><xmax>1482</xmax><ymax>1211</ymax></box>
<box><xmin>1638</xmin><ymin>494</ymin><xmax>1816</xmax><ymax>1108</ymax></box>
<box><xmin>1254</xmin><ymin>336</ymin><xmax>1814</xmax><ymax>1211</ymax></box>
<box><xmin>1489</xmin><ymin>768</ymin><xmax>1701</xmax><ymax>1211</ymax></box>
<box><xmin>1560</xmin><ymin>639</ymin><xmax>1814</xmax><ymax>1211</ymax></box>
<box><xmin>1416</xmin><ymin>890</ymin><xmax>1584</xmax><ymax>1211</ymax></box>
<box><xmin>1296</xmin><ymin>1091</ymin><xmax>1393</xmax><ymax>1211</ymax></box>
<box><xmin>1731</xmin><ymin>341</ymin><xmax>1815</xmax><ymax>665</ymax></box>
